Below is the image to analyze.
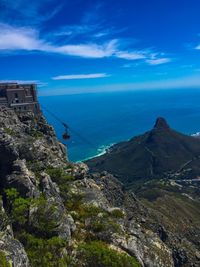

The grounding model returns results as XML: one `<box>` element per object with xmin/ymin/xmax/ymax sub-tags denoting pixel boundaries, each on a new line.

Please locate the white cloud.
<box><xmin>0</xmin><ymin>23</ymin><xmax>171</xmax><ymax>64</ymax></box>
<box><xmin>52</xmin><ymin>73</ymin><xmax>110</xmax><ymax>80</ymax></box>
<box><xmin>0</xmin><ymin>24</ymin><xmax>117</xmax><ymax>58</ymax></box>
<box><xmin>116</xmin><ymin>51</ymin><xmax>146</xmax><ymax>60</ymax></box>
<box><xmin>0</xmin><ymin>24</ymin><xmax>43</xmax><ymax>50</ymax></box>
<box><xmin>50</xmin><ymin>40</ymin><xmax>117</xmax><ymax>58</ymax></box>
<box><xmin>146</xmin><ymin>58</ymin><xmax>171</xmax><ymax>65</ymax></box>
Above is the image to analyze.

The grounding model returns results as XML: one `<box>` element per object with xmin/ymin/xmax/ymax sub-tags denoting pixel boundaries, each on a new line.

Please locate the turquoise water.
<box><xmin>39</xmin><ymin>89</ymin><xmax>200</xmax><ymax>162</ymax></box>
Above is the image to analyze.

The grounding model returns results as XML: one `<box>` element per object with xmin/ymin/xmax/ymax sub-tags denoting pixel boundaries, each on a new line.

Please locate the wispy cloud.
<box><xmin>52</xmin><ymin>73</ymin><xmax>110</xmax><ymax>80</ymax></box>
<box><xmin>1</xmin><ymin>0</ymin><xmax>62</xmax><ymax>25</ymax></box>
<box><xmin>52</xmin><ymin>24</ymin><xmax>99</xmax><ymax>37</ymax></box>
<box><xmin>0</xmin><ymin>24</ymin><xmax>42</xmax><ymax>51</ymax></box>
<box><xmin>51</xmin><ymin>40</ymin><xmax>117</xmax><ymax>58</ymax></box>
<box><xmin>0</xmin><ymin>23</ymin><xmax>172</xmax><ymax>64</ymax></box>
<box><xmin>0</xmin><ymin>24</ymin><xmax>116</xmax><ymax>58</ymax></box>
<box><xmin>146</xmin><ymin>58</ymin><xmax>172</xmax><ymax>65</ymax></box>
<box><xmin>116</xmin><ymin>51</ymin><xmax>146</xmax><ymax>60</ymax></box>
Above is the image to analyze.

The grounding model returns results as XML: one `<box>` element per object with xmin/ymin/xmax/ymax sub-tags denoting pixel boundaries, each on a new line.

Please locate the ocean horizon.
<box><xmin>39</xmin><ymin>88</ymin><xmax>200</xmax><ymax>162</ymax></box>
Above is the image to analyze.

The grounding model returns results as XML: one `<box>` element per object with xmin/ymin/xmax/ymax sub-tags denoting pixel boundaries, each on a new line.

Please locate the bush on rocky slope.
<box><xmin>0</xmin><ymin>251</ymin><xmax>10</xmax><ymax>267</ymax></box>
<box><xmin>77</xmin><ymin>241</ymin><xmax>140</xmax><ymax>267</ymax></box>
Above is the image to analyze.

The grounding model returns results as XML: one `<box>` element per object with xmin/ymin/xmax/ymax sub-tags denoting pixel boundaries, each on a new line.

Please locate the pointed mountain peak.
<box><xmin>153</xmin><ymin>117</ymin><xmax>170</xmax><ymax>130</ymax></box>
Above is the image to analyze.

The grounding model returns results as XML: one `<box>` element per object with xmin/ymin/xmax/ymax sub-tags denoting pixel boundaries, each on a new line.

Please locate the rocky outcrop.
<box><xmin>0</xmin><ymin>109</ymin><xmax>75</xmax><ymax>266</ymax></box>
<box><xmin>70</xmin><ymin>173</ymin><xmax>174</xmax><ymax>267</ymax></box>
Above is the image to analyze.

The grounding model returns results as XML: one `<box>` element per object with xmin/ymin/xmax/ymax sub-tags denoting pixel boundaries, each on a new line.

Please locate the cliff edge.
<box><xmin>0</xmin><ymin>110</ymin><xmax>199</xmax><ymax>267</ymax></box>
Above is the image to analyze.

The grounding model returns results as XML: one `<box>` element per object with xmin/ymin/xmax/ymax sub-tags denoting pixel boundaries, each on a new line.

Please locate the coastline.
<box><xmin>75</xmin><ymin>143</ymin><xmax>115</xmax><ymax>163</ymax></box>
<box><xmin>75</xmin><ymin>132</ymin><xmax>200</xmax><ymax>163</ymax></box>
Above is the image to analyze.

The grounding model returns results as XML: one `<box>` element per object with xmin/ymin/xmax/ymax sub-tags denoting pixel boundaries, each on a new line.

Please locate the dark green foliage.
<box><xmin>77</xmin><ymin>241</ymin><xmax>140</xmax><ymax>267</ymax></box>
<box><xmin>0</xmin><ymin>251</ymin><xmax>10</xmax><ymax>267</ymax></box>
<box><xmin>78</xmin><ymin>204</ymin><xmax>106</xmax><ymax>222</ymax></box>
<box><xmin>65</xmin><ymin>192</ymin><xmax>84</xmax><ymax>212</ymax></box>
<box><xmin>71</xmin><ymin>204</ymin><xmax>122</xmax><ymax>241</ymax></box>
<box><xmin>4</xmin><ymin>128</ymin><xmax>15</xmax><ymax>136</ymax></box>
<box><xmin>5</xmin><ymin>188</ymin><xmax>57</xmax><ymax>238</ymax></box>
<box><xmin>46</xmin><ymin>167</ymin><xmax>74</xmax><ymax>200</ymax></box>
<box><xmin>5</xmin><ymin>188</ymin><xmax>30</xmax><ymax>229</ymax></box>
<box><xmin>26</xmin><ymin>160</ymin><xmax>44</xmax><ymax>174</ymax></box>
<box><xmin>82</xmin><ymin>206</ymin><xmax>121</xmax><ymax>234</ymax></box>
<box><xmin>5</xmin><ymin>188</ymin><xmax>69</xmax><ymax>266</ymax></box>
<box><xmin>18</xmin><ymin>233</ymin><xmax>71</xmax><ymax>267</ymax></box>
<box><xmin>46</xmin><ymin>167</ymin><xmax>74</xmax><ymax>184</ymax></box>
<box><xmin>29</xmin><ymin>130</ymin><xmax>44</xmax><ymax>138</ymax></box>
<box><xmin>30</xmin><ymin>196</ymin><xmax>58</xmax><ymax>238</ymax></box>
<box><xmin>5</xmin><ymin>188</ymin><xmax>19</xmax><ymax>203</ymax></box>
<box><xmin>110</xmin><ymin>209</ymin><xmax>125</xmax><ymax>219</ymax></box>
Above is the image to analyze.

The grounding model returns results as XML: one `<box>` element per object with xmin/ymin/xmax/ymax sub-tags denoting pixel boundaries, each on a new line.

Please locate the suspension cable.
<box><xmin>41</xmin><ymin>105</ymin><xmax>97</xmax><ymax>150</ymax></box>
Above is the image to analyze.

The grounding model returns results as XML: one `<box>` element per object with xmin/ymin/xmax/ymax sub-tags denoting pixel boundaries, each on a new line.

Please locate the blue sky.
<box><xmin>1</xmin><ymin>0</ymin><xmax>200</xmax><ymax>95</ymax></box>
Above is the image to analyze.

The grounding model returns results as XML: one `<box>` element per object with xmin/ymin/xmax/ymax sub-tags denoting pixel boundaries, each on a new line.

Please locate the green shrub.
<box><xmin>46</xmin><ymin>167</ymin><xmax>74</xmax><ymax>201</ymax></box>
<box><xmin>30</xmin><ymin>196</ymin><xmax>58</xmax><ymax>238</ymax></box>
<box><xmin>5</xmin><ymin>188</ymin><xmax>30</xmax><ymax>229</ymax></box>
<box><xmin>46</xmin><ymin>167</ymin><xmax>74</xmax><ymax>184</ymax></box>
<box><xmin>79</xmin><ymin>205</ymin><xmax>106</xmax><ymax>221</ymax></box>
<box><xmin>5</xmin><ymin>189</ymin><xmax>57</xmax><ymax>237</ymax></box>
<box><xmin>26</xmin><ymin>160</ymin><xmax>44</xmax><ymax>174</ymax></box>
<box><xmin>18</xmin><ymin>233</ymin><xmax>72</xmax><ymax>267</ymax></box>
<box><xmin>77</xmin><ymin>241</ymin><xmax>140</xmax><ymax>267</ymax></box>
<box><xmin>0</xmin><ymin>251</ymin><xmax>10</xmax><ymax>267</ymax></box>
<box><xmin>5</xmin><ymin>188</ymin><xmax>19</xmax><ymax>204</ymax></box>
<box><xmin>68</xmin><ymin>203</ymin><xmax>106</xmax><ymax>223</ymax></box>
<box><xmin>110</xmin><ymin>209</ymin><xmax>125</xmax><ymax>219</ymax></box>
<box><xmin>30</xmin><ymin>130</ymin><xmax>44</xmax><ymax>138</ymax></box>
<box><xmin>4</xmin><ymin>128</ymin><xmax>15</xmax><ymax>136</ymax></box>
<box><xmin>65</xmin><ymin>192</ymin><xmax>84</xmax><ymax>212</ymax></box>
<box><xmin>12</xmin><ymin>197</ymin><xmax>30</xmax><ymax>227</ymax></box>
<box><xmin>89</xmin><ymin>217</ymin><xmax>121</xmax><ymax>236</ymax></box>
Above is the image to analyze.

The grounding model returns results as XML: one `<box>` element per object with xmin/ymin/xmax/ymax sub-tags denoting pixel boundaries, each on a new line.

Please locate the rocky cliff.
<box><xmin>0</xmin><ymin>109</ymin><xmax>199</xmax><ymax>267</ymax></box>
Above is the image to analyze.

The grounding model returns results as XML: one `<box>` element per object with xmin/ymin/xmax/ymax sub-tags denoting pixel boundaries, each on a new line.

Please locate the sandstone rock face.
<box><xmin>70</xmin><ymin>173</ymin><xmax>175</xmax><ymax>267</ymax></box>
<box><xmin>0</xmin><ymin>109</ymin><xmax>75</xmax><ymax>266</ymax></box>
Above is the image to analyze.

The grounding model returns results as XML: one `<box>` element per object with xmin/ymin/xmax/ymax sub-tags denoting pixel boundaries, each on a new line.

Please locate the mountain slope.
<box><xmin>86</xmin><ymin>117</ymin><xmax>200</xmax><ymax>185</ymax></box>
<box><xmin>0</xmin><ymin>109</ymin><xmax>176</xmax><ymax>267</ymax></box>
<box><xmin>1</xmin><ymin>110</ymin><xmax>200</xmax><ymax>267</ymax></box>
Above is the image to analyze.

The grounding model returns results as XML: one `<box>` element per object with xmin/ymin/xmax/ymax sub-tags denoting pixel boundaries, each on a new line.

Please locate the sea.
<box><xmin>39</xmin><ymin>89</ymin><xmax>200</xmax><ymax>162</ymax></box>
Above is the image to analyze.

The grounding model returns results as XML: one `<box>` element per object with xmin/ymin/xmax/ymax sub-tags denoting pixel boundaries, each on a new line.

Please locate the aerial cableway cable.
<box><xmin>41</xmin><ymin>105</ymin><xmax>97</xmax><ymax>150</ymax></box>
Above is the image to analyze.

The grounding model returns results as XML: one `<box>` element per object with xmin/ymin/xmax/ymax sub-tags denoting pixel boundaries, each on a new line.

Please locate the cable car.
<box><xmin>41</xmin><ymin>106</ymin><xmax>73</xmax><ymax>141</ymax></box>
<box><xmin>63</xmin><ymin>131</ymin><xmax>70</xmax><ymax>140</ymax></box>
<box><xmin>62</xmin><ymin>123</ymin><xmax>70</xmax><ymax>140</ymax></box>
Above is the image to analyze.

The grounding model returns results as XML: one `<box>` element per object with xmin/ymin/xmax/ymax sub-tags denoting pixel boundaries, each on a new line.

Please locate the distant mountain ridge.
<box><xmin>86</xmin><ymin>117</ymin><xmax>200</xmax><ymax>185</ymax></box>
